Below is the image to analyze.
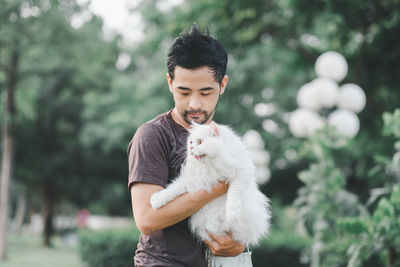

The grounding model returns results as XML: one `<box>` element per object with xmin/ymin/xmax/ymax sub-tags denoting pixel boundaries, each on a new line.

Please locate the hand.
<box><xmin>203</xmin><ymin>231</ymin><xmax>245</xmax><ymax>257</ymax></box>
<box><xmin>210</xmin><ymin>182</ymin><xmax>229</xmax><ymax>198</ymax></box>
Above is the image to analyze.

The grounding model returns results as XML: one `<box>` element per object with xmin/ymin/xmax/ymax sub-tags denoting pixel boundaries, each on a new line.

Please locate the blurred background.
<box><xmin>0</xmin><ymin>0</ymin><xmax>399</xmax><ymax>266</ymax></box>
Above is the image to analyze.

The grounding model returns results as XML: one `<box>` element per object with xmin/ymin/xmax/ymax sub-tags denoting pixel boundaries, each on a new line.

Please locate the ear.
<box><xmin>210</xmin><ymin>121</ymin><xmax>220</xmax><ymax>136</ymax></box>
<box><xmin>166</xmin><ymin>73</ymin><xmax>173</xmax><ymax>93</ymax></box>
<box><xmin>219</xmin><ymin>75</ymin><xmax>228</xmax><ymax>95</ymax></box>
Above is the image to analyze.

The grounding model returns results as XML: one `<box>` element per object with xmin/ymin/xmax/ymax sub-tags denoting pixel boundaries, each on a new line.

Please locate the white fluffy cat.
<box><xmin>150</xmin><ymin>122</ymin><xmax>271</xmax><ymax>246</ymax></box>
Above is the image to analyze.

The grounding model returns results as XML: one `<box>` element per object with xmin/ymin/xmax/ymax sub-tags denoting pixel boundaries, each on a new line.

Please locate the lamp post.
<box><xmin>289</xmin><ymin>51</ymin><xmax>366</xmax><ymax>138</ymax></box>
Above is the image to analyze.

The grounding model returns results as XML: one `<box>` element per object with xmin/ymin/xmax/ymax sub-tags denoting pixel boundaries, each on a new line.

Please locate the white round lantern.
<box><xmin>250</xmin><ymin>149</ymin><xmax>271</xmax><ymax>166</ymax></box>
<box><xmin>315</xmin><ymin>51</ymin><xmax>348</xmax><ymax>82</ymax></box>
<box><xmin>289</xmin><ymin>108</ymin><xmax>325</xmax><ymax>137</ymax></box>
<box><xmin>338</xmin><ymin>83</ymin><xmax>366</xmax><ymax>113</ymax></box>
<box><xmin>254</xmin><ymin>103</ymin><xmax>276</xmax><ymax>117</ymax></box>
<box><xmin>310</xmin><ymin>77</ymin><xmax>340</xmax><ymax>108</ymax></box>
<box><xmin>328</xmin><ymin>109</ymin><xmax>360</xmax><ymax>138</ymax></box>
<box><xmin>255</xmin><ymin>166</ymin><xmax>271</xmax><ymax>184</ymax></box>
<box><xmin>243</xmin><ymin>130</ymin><xmax>264</xmax><ymax>149</ymax></box>
<box><xmin>296</xmin><ymin>83</ymin><xmax>321</xmax><ymax>110</ymax></box>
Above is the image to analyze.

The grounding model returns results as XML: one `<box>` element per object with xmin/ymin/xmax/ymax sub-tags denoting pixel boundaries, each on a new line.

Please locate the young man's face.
<box><xmin>167</xmin><ymin>66</ymin><xmax>228</xmax><ymax>129</ymax></box>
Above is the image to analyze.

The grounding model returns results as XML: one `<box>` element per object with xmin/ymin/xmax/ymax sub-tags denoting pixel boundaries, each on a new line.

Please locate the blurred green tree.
<box><xmin>122</xmin><ymin>0</ymin><xmax>400</xmax><ymax>202</ymax></box>
<box><xmin>0</xmin><ymin>0</ymin><xmax>399</xmax><ymax>263</ymax></box>
<box><xmin>0</xmin><ymin>0</ymin><xmax>124</xmax><ymax>250</ymax></box>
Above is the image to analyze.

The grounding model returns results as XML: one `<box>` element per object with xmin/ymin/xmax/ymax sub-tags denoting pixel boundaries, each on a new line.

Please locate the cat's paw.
<box><xmin>150</xmin><ymin>191</ymin><xmax>167</xmax><ymax>209</ymax></box>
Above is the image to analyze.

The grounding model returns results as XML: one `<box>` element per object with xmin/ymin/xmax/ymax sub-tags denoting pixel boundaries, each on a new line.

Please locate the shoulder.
<box><xmin>127</xmin><ymin>112</ymin><xmax>173</xmax><ymax>153</ymax></box>
<box><xmin>135</xmin><ymin>122</ymin><xmax>164</xmax><ymax>140</ymax></box>
<box><xmin>134</xmin><ymin>112</ymin><xmax>172</xmax><ymax>140</ymax></box>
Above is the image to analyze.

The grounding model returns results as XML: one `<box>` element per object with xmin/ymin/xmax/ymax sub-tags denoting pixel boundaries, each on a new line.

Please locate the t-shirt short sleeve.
<box><xmin>128</xmin><ymin>123</ymin><xmax>169</xmax><ymax>190</ymax></box>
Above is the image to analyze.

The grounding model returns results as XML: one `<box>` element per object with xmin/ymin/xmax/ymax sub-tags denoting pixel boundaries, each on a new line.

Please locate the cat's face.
<box><xmin>187</xmin><ymin>123</ymin><xmax>219</xmax><ymax>160</ymax></box>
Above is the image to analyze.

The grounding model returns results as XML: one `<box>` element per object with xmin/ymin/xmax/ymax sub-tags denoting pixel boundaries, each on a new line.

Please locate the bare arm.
<box><xmin>131</xmin><ymin>182</ymin><xmax>228</xmax><ymax>235</ymax></box>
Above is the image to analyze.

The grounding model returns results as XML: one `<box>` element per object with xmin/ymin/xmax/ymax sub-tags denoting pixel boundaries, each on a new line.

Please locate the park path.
<box><xmin>0</xmin><ymin>233</ymin><xmax>87</xmax><ymax>267</ymax></box>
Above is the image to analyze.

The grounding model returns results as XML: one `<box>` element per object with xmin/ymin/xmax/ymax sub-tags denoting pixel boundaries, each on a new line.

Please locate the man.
<box><xmin>128</xmin><ymin>23</ymin><xmax>245</xmax><ymax>267</ymax></box>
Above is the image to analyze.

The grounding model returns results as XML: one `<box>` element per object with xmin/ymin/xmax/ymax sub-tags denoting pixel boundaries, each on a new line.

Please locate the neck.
<box><xmin>171</xmin><ymin>108</ymin><xmax>190</xmax><ymax>130</ymax></box>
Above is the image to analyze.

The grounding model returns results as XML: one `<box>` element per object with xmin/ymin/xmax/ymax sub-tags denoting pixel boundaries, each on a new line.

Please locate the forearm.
<box><xmin>146</xmin><ymin>191</ymin><xmax>212</xmax><ymax>234</ymax></box>
<box><xmin>131</xmin><ymin>183</ymin><xmax>226</xmax><ymax>235</ymax></box>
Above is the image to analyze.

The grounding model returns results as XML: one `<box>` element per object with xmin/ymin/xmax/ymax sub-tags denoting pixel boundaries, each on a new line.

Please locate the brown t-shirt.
<box><xmin>127</xmin><ymin>110</ymin><xmax>207</xmax><ymax>267</ymax></box>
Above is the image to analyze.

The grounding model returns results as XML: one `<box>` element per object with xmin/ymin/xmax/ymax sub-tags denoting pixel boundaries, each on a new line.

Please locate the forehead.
<box><xmin>173</xmin><ymin>66</ymin><xmax>219</xmax><ymax>89</ymax></box>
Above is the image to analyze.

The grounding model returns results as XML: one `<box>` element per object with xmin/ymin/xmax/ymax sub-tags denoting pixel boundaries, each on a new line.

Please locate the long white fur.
<box><xmin>150</xmin><ymin>122</ymin><xmax>271</xmax><ymax>246</ymax></box>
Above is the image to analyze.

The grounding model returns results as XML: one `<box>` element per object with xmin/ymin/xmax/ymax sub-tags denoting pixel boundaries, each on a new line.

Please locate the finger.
<box><xmin>215</xmin><ymin>232</ymin><xmax>235</xmax><ymax>245</ymax></box>
<box><xmin>206</xmin><ymin>230</ymin><xmax>218</xmax><ymax>242</ymax></box>
<box><xmin>203</xmin><ymin>237</ymin><xmax>218</xmax><ymax>248</ymax></box>
<box><xmin>208</xmin><ymin>232</ymin><xmax>235</xmax><ymax>247</ymax></box>
<box><xmin>203</xmin><ymin>239</ymin><xmax>212</xmax><ymax>249</ymax></box>
<box><xmin>203</xmin><ymin>239</ymin><xmax>219</xmax><ymax>254</ymax></box>
<box><xmin>225</xmin><ymin>231</ymin><xmax>233</xmax><ymax>238</ymax></box>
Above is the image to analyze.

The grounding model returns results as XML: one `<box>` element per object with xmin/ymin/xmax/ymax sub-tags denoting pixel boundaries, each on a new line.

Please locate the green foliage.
<box><xmin>294</xmin><ymin>129</ymin><xmax>365</xmax><ymax>266</ymax></box>
<box><xmin>78</xmin><ymin>228</ymin><xmax>139</xmax><ymax>267</ymax></box>
<box><xmin>253</xmin><ymin>202</ymin><xmax>310</xmax><ymax>266</ymax></box>
<box><xmin>77</xmin><ymin>205</ymin><xmax>310</xmax><ymax>267</ymax></box>
<box><xmin>1</xmin><ymin>0</ymin><xmax>400</xmax><ymax>262</ymax></box>
<box><xmin>87</xmin><ymin>183</ymin><xmax>130</xmax><ymax>216</ymax></box>
<box><xmin>295</xmin><ymin>110</ymin><xmax>400</xmax><ymax>267</ymax></box>
<box><xmin>383</xmin><ymin>110</ymin><xmax>400</xmax><ymax>138</ymax></box>
<box><xmin>1</xmin><ymin>0</ymin><xmax>132</xmax><ymax>216</ymax></box>
<box><xmin>336</xmin><ymin>217</ymin><xmax>369</xmax><ymax>235</ymax></box>
<box><xmin>252</xmin><ymin>245</ymin><xmax>307</xmax><ymax>267</ymax></box>
<box><xmin>336</xmin><ymin>186</ymin><xmax>400</xmax><ymax>267</ymax></box>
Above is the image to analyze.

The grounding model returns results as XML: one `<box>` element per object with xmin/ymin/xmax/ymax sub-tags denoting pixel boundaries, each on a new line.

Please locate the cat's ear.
<box><xmin>210</xmin><ymin>121</ymin><xmax>220</xmax><ymax>136</ymax></box>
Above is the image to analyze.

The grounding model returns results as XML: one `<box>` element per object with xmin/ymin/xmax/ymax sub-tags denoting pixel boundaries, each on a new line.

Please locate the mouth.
<box><xmin>186</xmin><ymin>110</ymin><xmax>205</xmax><ymax>118</ymax></box>
<box><xmin>194</xmin><ymin>154</ymin><xmax>205</xmax><ymax>160</ymax></box>
<box><xmin>188</xmin><ymin>113</ymin><xmax>203</xmax><ymax>119</ymax></box>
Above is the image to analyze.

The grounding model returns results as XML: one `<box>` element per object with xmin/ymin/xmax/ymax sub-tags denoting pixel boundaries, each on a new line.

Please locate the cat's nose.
<box><xmin>190</xmin><ymin>147</ymin><xmax>193</xmax><ymax>150</ymax></box>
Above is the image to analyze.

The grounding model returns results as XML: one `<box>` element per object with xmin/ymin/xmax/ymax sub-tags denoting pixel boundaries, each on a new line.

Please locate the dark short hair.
<box><xmin>167</xmin><ymin>23</ymin><xmax>228</xmax><ymax>83</ymax></box>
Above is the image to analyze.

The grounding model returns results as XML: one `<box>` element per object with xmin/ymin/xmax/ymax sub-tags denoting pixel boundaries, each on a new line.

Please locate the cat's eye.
<box><xmin>190</xmin><ymin>141</ymin><xmax>193</xmax><ymax>144</ymax></box>
<box><xmin>197</xmin><ymin>139</ymin><xmax>202</xmax><ymax>145</ymax></box>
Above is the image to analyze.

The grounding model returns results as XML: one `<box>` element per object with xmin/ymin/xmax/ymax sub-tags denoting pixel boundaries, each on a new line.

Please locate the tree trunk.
<box><xmin>0</xmin><ymin>107</ymin><xmax>13</xmax><ymax>259</ymax></box>
<box><xmin>12</xmin><ymin>195</ymin><xmax>26</xmax><ymax>234</ymax></box>
<box><xmin>42</xmin><ymin>194</ymin><xmax>55</xmax><ymax>247</ymax></box>
<box><xmin>0</xmin><ymin>49</ymin><xmax>18</xmax><ymax>259</ymax></box>
<box><xmin>387</xmin><ymin>246</ymin><xmax>398</xmax><ymax>267</ymax></box>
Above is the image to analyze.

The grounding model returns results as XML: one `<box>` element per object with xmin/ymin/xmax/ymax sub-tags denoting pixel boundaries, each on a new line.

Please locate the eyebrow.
<box><xmin>177</xmin><ymin>86</ymin><xmax>214</xmax><ymax>91</ymax></box>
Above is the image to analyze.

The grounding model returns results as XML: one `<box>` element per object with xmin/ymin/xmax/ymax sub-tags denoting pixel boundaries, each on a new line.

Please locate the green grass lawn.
<box><xmin>0</xmin><ymin>232</ymin><xmax>88</xmax><ymax>267</ymax></box>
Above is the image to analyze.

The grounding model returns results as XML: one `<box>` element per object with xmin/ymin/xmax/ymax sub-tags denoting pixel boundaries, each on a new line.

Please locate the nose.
<box><xmin>188</xmin><ymin>95</ymin><xmax>201</xmax><ymax>110</ymax></box>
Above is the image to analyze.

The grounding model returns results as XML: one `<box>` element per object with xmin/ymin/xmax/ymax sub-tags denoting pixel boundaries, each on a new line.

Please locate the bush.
<box><xmin>252</xmin><ymin>246</ymin><xmax>307</xmax><ymax>267</ymax></box>
<box><xmin>78</xmin><ymin>206</ymin><xmax>308</xmax><ymax>267</ymax></box>
<box><xmin>252</xmin><ymin>222</ymin><xmax>310</xmax><ymax>267</ymax></box>
<box><xmin>79</xmin><ymin>227</ymin><xmax>139</xmax><ymax>267</ymax></box>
